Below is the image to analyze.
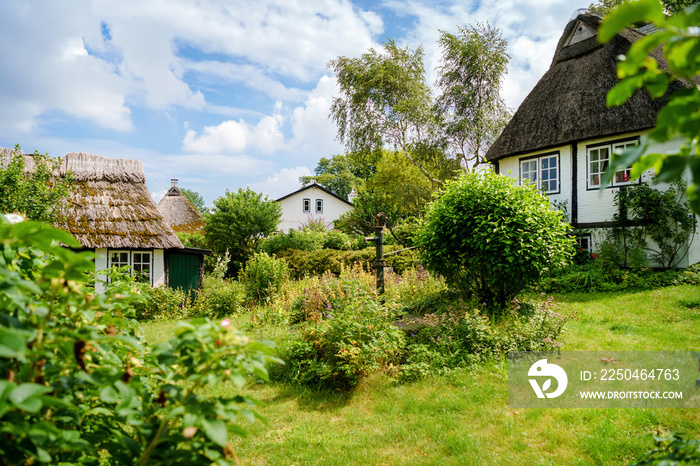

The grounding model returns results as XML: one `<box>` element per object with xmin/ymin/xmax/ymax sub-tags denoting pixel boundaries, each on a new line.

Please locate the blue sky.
<box><xmin>0</xmin><ymin>0</ymin><xmax>584</xmax><ymax>206</ymax></box>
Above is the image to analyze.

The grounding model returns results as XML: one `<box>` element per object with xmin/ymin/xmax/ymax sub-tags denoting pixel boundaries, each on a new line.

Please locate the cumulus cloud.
<box><xmin>289</xmin><ymin>75</ymin><xmax>345</xmax><ymax>158</ymax></box>
<box><xmin>182</xmin><ymin>109</ymin><xmax>285</xmax><ymax>154</ymax></box>
<box><xmin>249</xmin><ymin>166</ymin><xmax>313</xmax><ymax>199</ymax></box>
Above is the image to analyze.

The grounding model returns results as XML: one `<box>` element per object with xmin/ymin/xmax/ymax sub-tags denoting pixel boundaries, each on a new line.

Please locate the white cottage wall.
<box><xmin>278</xmin><ymin>186</ymin><xmax>353</xmax><ymax>232</ymax></box>
<box><xmin>153</xmin><ymin>249</ymin><xmax>165</xmax><ymax>287</ymax></box>
<box><xmin>94</xmin><ymin>248</ymin><xmax>108</xmax><ymax>294</ymax></box>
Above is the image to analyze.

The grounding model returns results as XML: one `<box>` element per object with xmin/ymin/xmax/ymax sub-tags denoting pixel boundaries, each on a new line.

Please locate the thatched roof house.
<box><xmin>156</xmin><ymin>179</ymin><xmax>204</xmax><ymax>232</ymax></box>
<box><xmin>58</xmin><ymin>152</ymin><xmax>183</xmax><ymax>250</ymax></box>
<box><xmin>486</xmin><ymin>12</ymin><xmax>699</xmax><ymax>267</ymax></box>
<box><xmin>486</xmin><ymin>13</ymin><xmax>683</xmax><ymax>162</ymax></box>
<box><xmin>1</xmin><ymin>147</ymin><xmax>210</xmax><ymax>293</ymax></box>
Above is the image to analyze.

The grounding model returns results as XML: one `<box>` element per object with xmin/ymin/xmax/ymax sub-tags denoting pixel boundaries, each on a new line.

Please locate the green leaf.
<box><xmin>10</xmin><ymin>383</ymin><xmax>52</xmax><ymax>413</ymax></box>
<box><xmin>599</xmin><ymin>0</ymin><xmax>665</xmax><ymax>43</ymax></box>
<box><xmin>0</xmin><ymin>327</ymin><xmax>28</xmax><ymax>359</ymax></box>
<box><xmin>656</xmin><ymin>155</ymin><xmax>689</xmax><ymax>182</ymax></box>
<box><xmin>607</xmin><ymin>76</ymin><xmax>642</xmax><ymax>107</ymax></box>
<box><xmin>100</xmin><ymin>386</ymin><xmax>120</xmax><ymax>403</ymax></box>
<box><xmin>201</xmin><ymin>418</ymin><xmax>228</xmax><ymax>447</ymax></box>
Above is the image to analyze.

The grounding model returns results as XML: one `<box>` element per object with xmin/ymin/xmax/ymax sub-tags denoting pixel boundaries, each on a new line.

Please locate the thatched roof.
<box><xmin>486</xmin><ymin>14</ymin><xmax>692</xmax><ymax>162</ymax></box>
<box><xmin>1</xmin><ymin>147</ymin><xmax>183</xmax><ymax>249</ymax></box>
<box><xmin>156</xmin><ymin>182</ymin><xmax>204</xmax><ymax>232</ymax></box>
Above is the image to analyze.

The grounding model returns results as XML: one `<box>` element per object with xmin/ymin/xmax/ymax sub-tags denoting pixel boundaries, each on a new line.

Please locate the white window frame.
<box><xmin>108</xmin><ymin>250</ymin><xmax>153</xmax><ymax>284</ymax></box>
<box><xmin>587</xmin><ymin>138</ymin><xmax>639</xmax><ymax>189</ymax></box>
<box><xmin>576</xmin><ymin>235</ymin><xmax>591</xmax><ymax>252</ymax></box>
<box><xmin>315</xmin><ymin>199</ymin><xmax>323</xmax><ymax>213</ymax></box>
<box><xmin>519</xmin><ymin>152</ymin><xmax>560</xmax><ymax>194</ymax></box>
<box><xmin>302</xmin><ymin>198</ymin><xmax>311</xmax><ymax>213</ymax></box>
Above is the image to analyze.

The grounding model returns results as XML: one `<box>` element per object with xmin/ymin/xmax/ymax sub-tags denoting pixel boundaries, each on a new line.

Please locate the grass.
<box><xmin>140</xmin><ymin>284</ymin><xmax>700</xmax><ymax>465</ymax></box>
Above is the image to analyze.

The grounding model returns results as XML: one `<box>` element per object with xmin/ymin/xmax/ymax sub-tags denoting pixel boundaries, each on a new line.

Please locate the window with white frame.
<box><xmin>109</xmin><ymin>251</ymin><xmax>130</xmax><ymax>270</ymax></box>
<box><xmin>108</xmin><ymin>250</ymin><xmax>152</xmax><ymax>284</ymax></box>
<box><xmin>576</xmin><ymin>235</ymin><xmax>591</xmax><ymax>252</ymax></box>
<box><xmin>587</xmin><ymin>138</ymin><xmax>638</xmax><ymax>189</ymax></box>
<box><xmin>303</xmin><ymin>198</ymin><xmax>310</xmax><ymax>212</ymax></box>
<box><xmin>519</xmin><ymin>153</ymin><xmax>559</xmax><ymax>194</ymax></box>
<box><xmin>315</xmin><ymin>199</ymin><xmax>323</xmax><ymax>213</ymax></box>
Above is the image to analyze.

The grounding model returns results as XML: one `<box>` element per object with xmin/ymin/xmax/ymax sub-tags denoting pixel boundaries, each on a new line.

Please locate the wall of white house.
<box><xmin>93</xmin><ymin>248</ymin><xmax>168</xmax><ymax>294</ymax></box>
<box><xmin>499</xmin><ymin>132</ymin><xmax>699</xmax><ymax>267</ymax></box>
<box><xmin>153</xmin><ymin>249</ymin><xmax>165</xmax><ymax>287</ymax></box>
<box><xmin>498</xmin><ymin>144</ymin><xmax>573</xmax><ymax>221</ymax></box>
<box><xmin>94</xmin><ymin>248</ymin><xmax>108</xmax><ymax>294</ymax></box>
<box><xmin>277</xmin><ymin>186</ymin><xmax>354</xmax><ymax>232</ymax></box>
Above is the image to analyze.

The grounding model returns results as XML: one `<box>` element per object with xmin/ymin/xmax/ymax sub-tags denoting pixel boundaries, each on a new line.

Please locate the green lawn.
<box><xmin>141</xmin><ymin>284</ymin><xmax>700</xmax><ymax>465</ymax></box>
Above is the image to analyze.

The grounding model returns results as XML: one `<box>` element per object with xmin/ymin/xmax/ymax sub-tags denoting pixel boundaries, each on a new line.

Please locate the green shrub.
<box><xmin>277</xmin><ymin>247</ymin><xmax>418</xmax><ymax>279</ymax></box>
<box><xmin>630</xmin><ymin>432</ymin><xmax>700</xmax><ymax>466</ymax></box>
<box><xmin>134</xmin><ymin>286</ymin><xmax>190</xmax><ymax>321</ymax></box>
<box><xmin>384</xmin><ymin>265</ymin><xmax>448</xmax><ymax>315</ymax></box>
<box><xmin>289</xmin><ymin>269</ymin><xmax>377</xmax><ymax>324</ymax></box>
<box><xmin>261</xmin><ymin>229</ymin><xmax>324</xmax><ymax>254</ymax></box>
<box><xmin>415</xmin><ymin>170</ymin><xmax>575</xmax><ymax>311</ymax></box>
<box><xmin>280</xmin><ymin>301</ymin><xmax>405</xmax><ymax>389</ymax></box>
<box><xmin>279</xmin><ymin>272</ymin><xmax>403</xmax><ymax>389</ymax></box>
<box><xmin>190</xmin><ymin>276</ymin><xmax>246</xmax><ymax>317</ymax></box>
<box><xmin>241</xmin><ymin>252</ymin><xmax>289</xmax><ymax>304</ymax></box>
<box><xmin>321</xmin><ymin>229</ymin><xmax>354</xmax><ymax>250</ymax></box>
<box><xmin>538</xmin><ymin>262</ymin><xmax>700</xmax><ymax>293</ymax></box>
<box><xmin>399</xmin><ymin>297</ymin><xmax>572</xmax><ymax>379</ymax></box>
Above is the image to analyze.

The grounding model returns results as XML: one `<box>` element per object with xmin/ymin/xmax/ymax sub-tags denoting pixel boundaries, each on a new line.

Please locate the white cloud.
<box><xmin>249</xmin><ymin>166</ymin><xmax>312</xmax><ymax>199</ymax></box>
<box><xmin>182</xmin><ymin>108</ymin><xmax>285</xmax><ymax>154</ymax></box>
<box><xmin>182</xmin><ymin>120</ymin><xmax>250</xmax><ymax>153</ymax></box>
<box><xmin>289</xmin><ymin>75</ymin><xmax>344</xmax><ymax>158</ymax></box>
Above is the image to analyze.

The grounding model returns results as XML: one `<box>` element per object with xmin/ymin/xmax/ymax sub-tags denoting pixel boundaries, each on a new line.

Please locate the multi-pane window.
<box><xmin>588</xmin><ymin>138</ymin><xmax>638</xmax><ymax>188</ymax></box>
<box><xmin>132</xmin><ymin>252</ymin><xmax>152</xmax><ymax>283</ymax></box>
<box><xmin>303</xmin><ymin>198</ymin><xmax>310</xmax><ymax>212</ymax></box>
<box><xmin>315</xmin><ymin>199</ymin><xmax>323</xmax><ymax>213</ymax></box>
<box><xmin>519</xmin><ymin>153</ymin><xmax>559</xmax><ymax>194</ymax></box>
<box><xmin>588</xmin><ymin>146</ymin><xmax>609</xmax><ymax>187</ymax></box>
<box><xmin>109</xmin><ymin>251</ymin><xmax>130</xmax><ymax>270</ymax></box>
<box><xmin>108</xmin><ymin>250</ymin><xmax>152</xmax><ymax>284</ymax></box>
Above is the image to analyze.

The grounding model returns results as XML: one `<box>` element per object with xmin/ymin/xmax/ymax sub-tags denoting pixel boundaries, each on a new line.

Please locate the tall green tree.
<box><xmin>180</xmin><ymin>187</ymin><xmax>207</xmax><ymax>215</ymax></box>
<box><xmin>204</xmin><ymin>188</ymin><xmax>281</xmax><ymax>274</ymax></box>
<box><xmin>0</xmin><ymin>145</ymin><xmax>75</xmax><ymax>222</ymax></box>
<box><xmin>435</xmin><ymin>23</ymin><xmax>512</xmax><ymax>171</ymax></box>
<box><xmin>329</xmin><ymin>41</ymin><xmax>446</xmax><ymax>184</ymax></box>
<box><xmin>300</xmin><ymin>154</ymin><xmax>363</xmax><ymax>200</ymax></box>
<box><xmin>599</xmin><ymin>0</ymin><xmax>700</xmax><ymax>213</ymax></box>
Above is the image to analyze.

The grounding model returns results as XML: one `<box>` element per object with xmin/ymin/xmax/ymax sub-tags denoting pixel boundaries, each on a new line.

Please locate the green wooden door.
<box><xmin>168</xmin><ymin>254</ymin><xmax>200</xmax><ymax>298</ymax></box>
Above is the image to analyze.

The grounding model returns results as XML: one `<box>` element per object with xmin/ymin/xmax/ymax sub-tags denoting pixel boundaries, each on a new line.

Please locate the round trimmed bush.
<box><xmin>415</xmin><ymin>170</ymin><xmax>574</xmax><ymax>310</ymax></box>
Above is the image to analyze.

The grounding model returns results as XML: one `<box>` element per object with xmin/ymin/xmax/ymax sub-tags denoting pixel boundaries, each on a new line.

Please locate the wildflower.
<box><xmin>410</xmin><ymin>333</ymin><xmax>415</xmax><ymax>337</ymax></box>
<box><xmin>221</xmin><ymin>318</ymin><xmax>231</xmax><ymax>328</ymax></box>
<box><xmin>327</xmin><ymin>314</ymin><xmax>333</xmax><ymax>319</ymax></box>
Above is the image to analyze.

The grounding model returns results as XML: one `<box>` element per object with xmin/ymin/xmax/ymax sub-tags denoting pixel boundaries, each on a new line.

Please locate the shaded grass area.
<box><xmin>141</xmin><ymin>284</ymin><xmax>700</xmax><ymax>465</ymax></box>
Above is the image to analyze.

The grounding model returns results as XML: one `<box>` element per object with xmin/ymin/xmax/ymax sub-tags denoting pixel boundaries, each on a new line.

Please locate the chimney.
<box><xmin>348</xmin><ymin>188</ymin><xmax>358</xmax><ymax>204</ymax></box>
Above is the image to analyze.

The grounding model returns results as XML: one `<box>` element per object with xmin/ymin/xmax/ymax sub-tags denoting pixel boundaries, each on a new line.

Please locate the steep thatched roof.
<box><xmin>1</xmin><ymin>147</ymin><xmax>183</xmax><ymax>249</ymax></box>
<box><xmin>156</xmin><ymin>182</ymin><xmax>204</xmax><ymax>232</ymax></box>
<box><xmin>486</xmin><ymin>14</ymin><xmax>692</xmax><ymax>162</ymax></box>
